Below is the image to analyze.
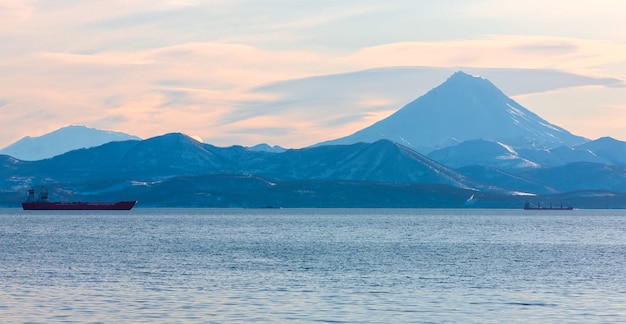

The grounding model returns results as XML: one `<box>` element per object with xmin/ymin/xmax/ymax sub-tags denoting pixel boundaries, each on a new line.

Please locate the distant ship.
<box><xmin>524</xmin><ymin>201</ymin><xmax>573</xmax><ymax>210</ymax></box>
<box><xmin>22</xmin><ymin>187</ymin><xmax>136</xmax><ymax>210</ymax></box>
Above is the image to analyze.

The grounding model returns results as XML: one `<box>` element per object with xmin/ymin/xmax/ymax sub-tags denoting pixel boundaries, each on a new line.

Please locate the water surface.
<box><xmin>1</xmin><ymin>208</ymin><xmax>625</xmax><ymax>322</ymax></box>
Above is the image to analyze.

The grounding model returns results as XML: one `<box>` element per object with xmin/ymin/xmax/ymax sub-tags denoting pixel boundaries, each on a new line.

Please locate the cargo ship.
<box><xmin>523</xmin><ymin>201</ymin><xmax>573</xmax><ymax>210</ymax></box>
<box><xmin>22</xmin><ymin>187</ymin><xmax>136</xmax><ymax>210</ymax></box>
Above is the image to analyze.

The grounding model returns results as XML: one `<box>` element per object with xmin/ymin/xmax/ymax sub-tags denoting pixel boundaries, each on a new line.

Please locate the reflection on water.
<box><xmin>1</xmin><ymin>208</ymin><xmax>625</xmax><ymax>322</ymax></box>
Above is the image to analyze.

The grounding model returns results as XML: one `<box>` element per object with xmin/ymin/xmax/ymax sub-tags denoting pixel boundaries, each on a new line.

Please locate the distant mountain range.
<box><xmin>0</xmin><ymin>125</ymin><xmax>141</xmax><ymax>161</ymax></box>
<box><xmin>426</xmin><ymin>137</ymin><xmax>626</xmax><ymax>170</ymax></box>
<box><xmin>0</xmin><ymin>125</ymin><xmax>287</xmax><ymax>160</ymax></box>
<box><xmin>1</xmin><ymin>132</ymin><xmax>626</xmax><ymax>208</ymax></box>
<box><xmin>2</xmin><ymin>71</ymin><xmax>626</xmax><ymax>208</ymax></box>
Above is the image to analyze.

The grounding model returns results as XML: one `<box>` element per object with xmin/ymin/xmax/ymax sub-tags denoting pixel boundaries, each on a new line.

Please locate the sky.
<box><xmin>1</xmin><ymin>0</ymin><xmax>626</xmax><ymax>148</ymax></box>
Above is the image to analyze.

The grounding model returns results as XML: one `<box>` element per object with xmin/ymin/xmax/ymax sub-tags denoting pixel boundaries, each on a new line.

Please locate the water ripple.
<box><xmin>1</xmin><ymin>208</ymin><xmax>626</xmax><ymax>322</ymax></box>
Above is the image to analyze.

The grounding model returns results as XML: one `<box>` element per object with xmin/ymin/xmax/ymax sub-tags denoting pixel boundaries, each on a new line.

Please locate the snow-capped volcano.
<box><xmin>0</xmin><ymin>125</ymin><xmax>141</xmax><ymax>161</ymax></box>
<box><xmin>317</xmin><ymin>71</ymin><xmax>587</xmax><ymax>153</ymax></box>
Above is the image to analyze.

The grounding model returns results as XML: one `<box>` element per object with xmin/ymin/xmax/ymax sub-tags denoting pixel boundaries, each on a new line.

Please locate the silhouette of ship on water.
<box><xmin>524</xmin><ymin>201</ymin><xmax>573</xmax><ymax>210</ymax></box>
<box><xmin>22</xmin><ymin>187</ymin><xmax>136</xmax><ymax>210</ymax></box>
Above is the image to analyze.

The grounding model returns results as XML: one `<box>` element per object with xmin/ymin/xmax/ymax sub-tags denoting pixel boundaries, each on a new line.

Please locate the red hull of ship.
<box><xmin>22</xmin><ymin>201</ymin><xmax>137</xmax><ymax>210</ymax></box>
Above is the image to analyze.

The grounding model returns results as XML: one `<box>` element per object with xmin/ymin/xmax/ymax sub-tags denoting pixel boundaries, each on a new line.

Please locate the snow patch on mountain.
<box><xmin>496</xmin><ymin>142</ymin><xmax>517</xmax><ymax>155</ymax></box>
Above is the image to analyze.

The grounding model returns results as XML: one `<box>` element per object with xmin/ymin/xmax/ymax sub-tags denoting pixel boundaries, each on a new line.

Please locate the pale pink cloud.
<box><xmin>2</xmin><ymin>34</ymin><xmax>626</xmax><ymax>148</ymax></box>
<box><xmin>347</xmin><ymin>35</ymin><xmax>626</xmax><ymax>76</ymax></box>
<box><xmin>0</xmin><ymin>1</ymin><xmax>34</xmax><ymax>25</ymax></box>
<box><xmin>514</xmin><ymin>85</ymin><xmax>626</xmax><ymax>140</ymax></box>
<box><xmin>0</xmin><ymin>41</ymin><xmax>341</xmax><ymax>146</ymax></box>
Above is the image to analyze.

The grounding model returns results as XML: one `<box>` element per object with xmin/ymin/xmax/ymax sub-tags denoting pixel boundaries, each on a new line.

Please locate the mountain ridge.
<box><xmin>2</xmin><ymin>131</ymin><xmax>626</xmax><ymax>208</ymax></box>
<box><xmin>2</xmin><ymin>71</ymin><xmax>625</xmax><ymax>208</ymax></box>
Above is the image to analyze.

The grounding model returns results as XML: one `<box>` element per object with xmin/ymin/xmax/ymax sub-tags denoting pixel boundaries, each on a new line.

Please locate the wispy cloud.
<box><xmin>2</xmin><ymin>35</ymin><xmax>626</xmax><ymax>148</ymax></box>
<box><xmin>347</xmin><ymin>36</ymin><xmax>626</xmax><ymax>75</ymax></box>
<box><xmin>2</xmin><ymin>1</ymin><xmax>626</xmax><ymax>148</ymax></box>
<box><xmin>267</xmin><ymin>3</ymin><xmax>389</xmax><ymax>31</ymax></box>
<box><xmin>0</xmin><ymin>1</ymin><xmax>34</xmax><ymax>24</ymax></box>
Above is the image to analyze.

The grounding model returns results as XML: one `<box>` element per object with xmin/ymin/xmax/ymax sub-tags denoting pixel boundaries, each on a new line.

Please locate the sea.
<box><xmin>1</xmin><ymin>208</ymin><xmax>625</xmax><ymax>323</ymax></box>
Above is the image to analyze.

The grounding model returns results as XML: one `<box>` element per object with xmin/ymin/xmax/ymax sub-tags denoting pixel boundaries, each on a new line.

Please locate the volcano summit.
<box><xmin>317</xmin><ymin>71</ymin><xmax>587</xmax><ymax>153</ymax></box>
